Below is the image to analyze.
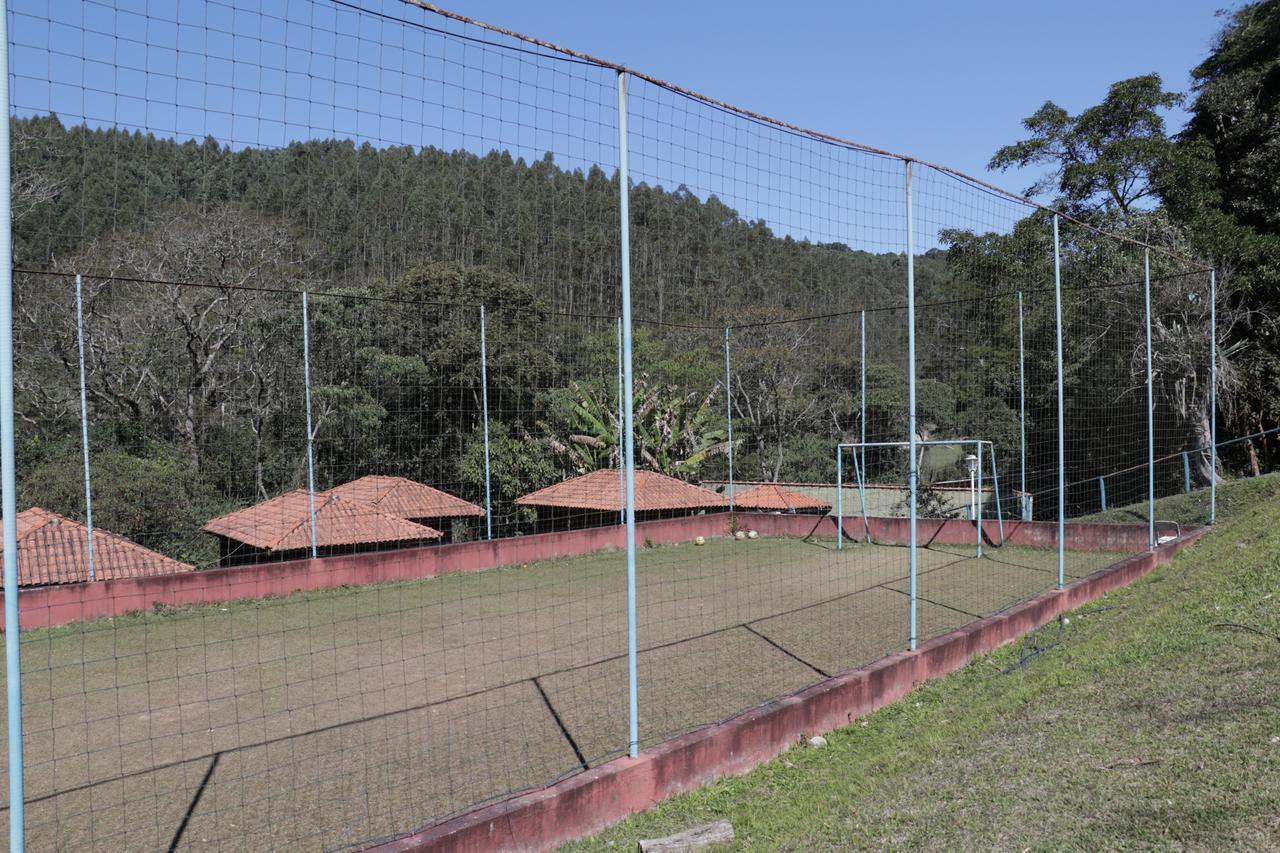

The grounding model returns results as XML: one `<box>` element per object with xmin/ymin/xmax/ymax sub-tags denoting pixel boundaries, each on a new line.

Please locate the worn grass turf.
<box><xmin>565</xmin><ymin>481</ymin><xmax>1280</xmax><ymax>851</ymax></box>
<box><xmin>0</xmin><ymin>531</ymin><xmax>1114</xmax><ymax>850</ymax></box>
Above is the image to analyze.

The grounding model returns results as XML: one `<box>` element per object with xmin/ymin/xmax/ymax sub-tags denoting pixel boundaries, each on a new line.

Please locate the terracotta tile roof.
<box><xmin>732</xmin><ymin>484</ymin><xmax>831</xmax><ymax>512</ymax></box>
<box><xmin>8</xmin><ymin>507</ymin><xmax>194</xmax><ymax>586</ymax></box>
<box><xmin>516</xmin><ymin>469</ymin><xmax>728</xmax><ymax>513</ymax></box>
<box><xmin>324</xmin><ymin>475</ymin><xmax>483</xmax><ymax>520</ymax></box>
<box><xmin>203</xmin><ymin>489</ymin><xmax>442</xmax><ymax>552</ymax></box>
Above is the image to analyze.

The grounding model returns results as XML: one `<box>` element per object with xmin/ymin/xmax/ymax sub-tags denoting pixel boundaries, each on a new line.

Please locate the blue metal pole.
<box><xmin>479</xmin><ymin>305</ymin><xmax>493</xmax><ymax>540</ymax></box>
<box><xmin>975</xmin><ymin>440</ymin><xmax>983</xmax><ymax>558</ymax></box>
<box><xmin>1017</xmin><ymin>290</ymin><xmax>1027</xmax><ymax>520</ymax></box>
<box><xmin>1144</xmin><ymin>251</ymin><xmax>1155</xmax><ymax>551</ymax></box>
<box><xmin>0</xmin><ymin>0</ymin><xmax>27</xmax><ymax>837</ymax></box>
<box><xmin>1209</xmin><ymin>270</ymin><xmax>1217</xmax><ymax>525</ymax></box>
<box><xmin>1098</xmin><ymin>476</ymin><xmax>1107</xmax><ymax>512</ymax></box>
<box><xmin>725</xmin><ymin>327</ymin><xmax>733</xmax><ymax>514</ymax></box>
<box><xmin>617</xmin><ymin>71</ymin><xmax>640</xmax><ymax>759</ymax></box>
<box><xmin>74</xmin><ymin>274</ymin><xmax>96</xmax><ymax>582</ymax></box>
<box><xmin>1052</xmin><ymin>215</ymin><xmax>1065</xmax><ymax>589</ymax></box>
<box><xmin>988</xmin><ymin>442</ymin><xmax>1004</xmax><ymax>544</ymax></box>
<box><xmin>836</xmin><ymin>446</ymin><xmax>844</xmax><ymax>550</ymax></box>
<box><xmin>301</xmin><ymin>291</ymin><xmax>318</xmax><ymax>559</ymax></box>
<box><xmin>859</xmin><ymin>309</ymin><xmax>866</xmax><ymax>480</ymax></box>
<box><xmin>617</xmin><ymin>318</ymin><xmax>624</xmax><ymax>526</ymax></box>
<box><xmin>1183</xmin><ymin>452</ymin><xmax>1192</xmax><ymax>494</ymax></box>
<box><xmin>905</xmin><ymin>161</ymin><xmax>919</xmax><ymax>650</ymax></box>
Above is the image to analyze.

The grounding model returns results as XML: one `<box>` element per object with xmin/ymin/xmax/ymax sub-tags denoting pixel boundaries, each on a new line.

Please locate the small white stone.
<box><xmin>807</xmin><ymin>735</ymin><xmax>827</xmax><ymax>749</ymax></box>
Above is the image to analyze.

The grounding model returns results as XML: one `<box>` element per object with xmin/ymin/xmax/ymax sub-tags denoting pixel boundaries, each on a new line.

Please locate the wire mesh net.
<box><xmin>3</xmin><ymin>0</ymin><xmax>1220</xmax><ymax>849</ymax></box>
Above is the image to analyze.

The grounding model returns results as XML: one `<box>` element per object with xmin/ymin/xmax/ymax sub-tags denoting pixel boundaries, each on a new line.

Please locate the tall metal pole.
<box><xmin>859</xmin><ymin>309</ymin><xmax>866</xmax><ymax>481</ymax></box>
<box><xmin>617</xmin><ymin>71</ymin><xmax>640</xmax><ymax>759</ymax></box>
<box><xmin>905</xmin><ymin>161</ymin><xmax>919</xmax><ymax>650</ymax></box>
<box><xmin>1017</xmin><ymin>290</ymin><xmax>1027</xmax><ymax>520</ymax></box>
<box><xmin>1052</xmin><ymin>215</ymin><xmax>1065</xmax><ymax>590</ymax></box>
<box><xmin>617</xmin><ymin>318</ymin><xmax>624</xmax><ymax>526</ymax></box>
<box><xmin>0</xmin><ymin>0</ymin><xmax>28</xmax><ymax>839</ymax></box>
<box><xmin>301</xmin><ymin>291</ymin><xmax>318</xmax><ymax>559</ymax></box>
<box><xmin>975</xmin><ymin>440</ymin><xmax>983</xmax><ymax>558</ymax></box>
<box><xmin>836</xmin><ymin>446</ymin><xmax>844</xmax><ymax>550</ymax></box>
<box><xmin>724</xmin><ymin>327</ymin><xmax>734</xmax><ymax>513</ymax></box>
<box><xmin>1209</xmin><ymin>270</ymin><xmax>1217</xmax><ymax>525</ymax></box>
<box><xmin>479</xmin><ymin>305</ymin><xmax>493</xmax><ymax>540</ymax></box>
<box><xmin>1144</xmin><ymin>251</ymin><xmax>1155</xmax><ymax>551</ymax></box>
<box><xmin>74</xmin><ymin>275</ymin><xmax>96</xmax><ymax>582</ymax></box>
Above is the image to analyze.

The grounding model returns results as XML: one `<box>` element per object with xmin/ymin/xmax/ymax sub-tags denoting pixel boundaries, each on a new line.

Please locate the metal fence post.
<box><xmin>617</xmin><ymin>318</ymin><xmax>625</xmax><ymax>525</ymax></box>
<box><xmin>987</xmin><ymin>441</ymin><xmax>1005</xmax><ymax>544</ymax></box>
<box><xmin>617</xmin><ymin>70</ymin><xmax>640</xmax><ymax>759</ymax></box>
<box><xmin>1144</xmin><ymin>251</ymin><xmax>1155</xmax><ymax>551</ymax></box>
<box><xmin>859</xmin><ymin>309</ymin><xmax>866</xmax><ymax>479</ymax></box>
<box><xmin>1098</xmin><ymin>476</ymin><xmax>1107</xmax><ymax>512</ymax></box>
<box><xmin>836</xmin><ymin>445</ymin><xmax>844</xmax><ymax>550</ymax></box>
<box><xmin>975</xmin><ymin>439</ymin><xmax>983</xmax><ymax>558</ymax></box>
<box><xmin>1183</xmin><ymin>452</ymin><xmax>1192</xmax><ymax>494</ymax></box>
<box><xmin>74</xmin><ymin>274</ymin><xmax>96</xmax><ymax>582</ymax></box>
<box><xmin>479</xmin><ymin>305</ymin><xmax>493</xmax><ymax>540</ymax></box>
<box><xmin>725</xmin><ymin>327</ymin><xmax>733</xmax><ymax>513</ymax></box>
<box><xmin>1209</xmin><ymin>270</ymin><xmax>1217</xmax><ymax>525</ymax></box>
<box><xmin>0</xmin><ymin>0</ymin><xmax>26</xmax><ymax>840</ymax></box>
<box><xmin>905</xmin><ymin>160</ymin><xmax>919</xmax><ymax>650</ymax></box>
<box><xmin>1052</xmin><ymin>214</ymin><xmax>1065</xmax><ymax>589</ymax></box>
<box><xmin>1017</xmin><ymin>290</ymin><xmax>1027</xmax><ymax>520</ymax></box>
<box><xmin>301</xmin><ymin>291</ymin><xmax>318</xmax><ymax>559</ymax></box>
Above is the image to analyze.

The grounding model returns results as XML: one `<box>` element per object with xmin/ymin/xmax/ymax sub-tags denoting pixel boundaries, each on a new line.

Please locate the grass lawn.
<box><xmin>566</xmin><ymin>478</ymin><xmax>1280</xmax><ymax>851</ymax></box>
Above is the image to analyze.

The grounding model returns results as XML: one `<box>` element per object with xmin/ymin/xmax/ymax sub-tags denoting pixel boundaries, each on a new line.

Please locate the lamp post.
<box><xmin>963</xmin><ymin>453</ymin><xmax>979</xmax><ymax>520</ymax></box>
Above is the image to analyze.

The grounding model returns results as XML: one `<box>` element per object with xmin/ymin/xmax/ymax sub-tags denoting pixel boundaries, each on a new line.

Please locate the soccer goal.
<box><xmin>836</xmin><ymin>439</ymin><xmax>1006</xmax><ymax>555</ymax></box>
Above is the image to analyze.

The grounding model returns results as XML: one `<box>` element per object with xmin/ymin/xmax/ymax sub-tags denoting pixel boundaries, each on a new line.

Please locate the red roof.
<box><xmin>7</xmin><ymin>507</ymin><xmax>194</xmax><ymax>586</ymax></box>
<box><xmin>516</xmin><ymin>469</ymin><xmax>728</xmax><ymax>513</ymax></box>
<box><xmin>203</xmin><ymin>489</ymin><xmax>442</xmax><ymax>552</ymax></box>
<box><xmin>732</xmin><ymin>484</ymin><xmax>831</xmax><ymax>512</ymax></box>
<box><xmin>324</xmin><ymin>475</ymin><xmax>483</xmax><ymax>520</ymax></box>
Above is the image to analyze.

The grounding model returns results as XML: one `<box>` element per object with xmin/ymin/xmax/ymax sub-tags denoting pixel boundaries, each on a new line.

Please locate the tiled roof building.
<box><xmin>516</xmin><ymin>469</ymin><xmax>727</xmax><ymax>532</ymax></box>
<box><xmin>203</xmin><ymin>489</ymin><xmax>442</xmax><ymax>566</ymax></box>
<box><xmin>732</xmin><ymin>483</ymin><xmax>831</xmax><ymax>514</ymax></box>
<box><xmin>324</xmin><ymin>475</ymin><xmax>483</xmax><ymax>542</ymax></box>
<box><xmin>9</xmin><ymin>507</ymin><xmax>194</xmax><ymax>586</ymax></box>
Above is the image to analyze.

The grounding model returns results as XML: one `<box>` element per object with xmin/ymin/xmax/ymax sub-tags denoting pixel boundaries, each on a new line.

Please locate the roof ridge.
<box><xmin>266</xmin><ymin>490</ymin><xmax>333</xmax><ymax>551</ymax></box>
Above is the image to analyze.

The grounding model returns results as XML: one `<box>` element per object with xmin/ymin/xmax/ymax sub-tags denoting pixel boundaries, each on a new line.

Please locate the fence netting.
<box><xmin>4</xmin><ymin>0</ymin><xmax>1219</xmax><ymax>849</ymax></box>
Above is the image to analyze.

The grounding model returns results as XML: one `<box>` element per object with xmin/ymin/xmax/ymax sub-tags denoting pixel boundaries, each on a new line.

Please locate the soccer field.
<box><xmin>2</xmin><ymin>535</ymin><xmax>1114</xmax><ymax>850</ymax></box>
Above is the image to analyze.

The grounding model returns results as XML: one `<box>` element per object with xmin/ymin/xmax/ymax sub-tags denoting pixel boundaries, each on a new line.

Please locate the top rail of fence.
<box><xmin>402</xmin><ymin>0</ymin><xmax>1211</xmax><ymax>273</ymax></box>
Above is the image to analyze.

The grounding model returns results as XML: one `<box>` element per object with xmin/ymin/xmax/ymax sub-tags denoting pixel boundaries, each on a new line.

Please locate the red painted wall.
<box><xmin>3</xmin><ymin>512</ymin><xmax>1148</xmax><ymax>631</ymax></box>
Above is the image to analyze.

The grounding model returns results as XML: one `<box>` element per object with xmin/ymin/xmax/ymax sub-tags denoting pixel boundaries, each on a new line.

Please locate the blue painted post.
<box><xmin>988</xmin><ymin>442</ymin><xmax>1005</xmax><ymax>544</ymax></box>
<box><xmin>1209</xmin><ymin>270</ymin><xmax>1217</xmax><ymax>525</ymax></box>
<box><xmin>725</xmin><ymin>327</ymin><xmax>734</xmax><ymax>514</ymax></box>
<box><xmin>301</xmin><ymin>291</ymin><xmax>318</xmax><ymax>559</ymax></box>
<box><xmin>1098</xmin><ymin>476</ymin><xmax>1107</xmax><ymax>512</ymax></box>
<box><xmin>1144</xmin><ymin>251</ymin><xmax>1155</xmax><ymax>551</ymax></box>
<box><xmin>1183</xmin><ymin>452</ymin><xmax>1192</xmax><ymax>494</ymax></box>
<box><xmin>975</xmin><ymin>440</ymin><xmax>983</xmax><ymax>558</ymax></box>
<box><xmin>1017</xmin><ymin>291</ymin><xmax>1028</xmax><ymax>521</ymax></box>
<box><xmin>859</xmin><ymin>309</ymin><xmax>866</xmax><ymax>480</ymax></box>
<box><xmin>74</xmin><ymin>274</ymin><xmax>96</xmax><ymax>582</ymax></box>
<box><xmin>617</xmin><ymin>71</ymin><xmax>640</xmax><ymax>759</ymax></box>
<box><xmin>905</xmin><ymin>160</ymin><xmax>919</xmax><ymax>650</ymax></box>
<box><xmin>617</xmin><ymin>319</ymin><xmax>624</xmax><ymax>525</ymax></box>
<box><xmin>479</xmin><ymin>305</ymin><xmax>493</xmax><ymax>540</ymax></box>
<box><xmin>836</xmin><ymin>445</ymin><xmax>844</xmax><ymax>550</ymax></box>
<box><xmin>1052</xmin><ymin>215</ymin><xmax>1065</xmax><ymax>589</ymax></box>
<box><xmin>0</xmin><ymin>1</ymin><xmax>27</xmax><ymax>839</ymax></box>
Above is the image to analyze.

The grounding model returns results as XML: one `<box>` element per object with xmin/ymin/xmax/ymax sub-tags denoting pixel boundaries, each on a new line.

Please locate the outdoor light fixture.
<box><xmin>963</xmin><ymin>453</ymin><xmax>979</xmax><ymax>520</ymax></box>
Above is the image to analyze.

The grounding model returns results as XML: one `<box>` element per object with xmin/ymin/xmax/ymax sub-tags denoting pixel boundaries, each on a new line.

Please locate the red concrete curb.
<box><xmin>370</xmin><ymin>526</ymin><xmax>1208</xmax><ymax>852</ymax></box>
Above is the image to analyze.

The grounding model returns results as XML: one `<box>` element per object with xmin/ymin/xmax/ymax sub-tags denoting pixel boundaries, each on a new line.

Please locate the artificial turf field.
<box><xmin>0</xmin><ymin>532</ymin><xmax>1125</xmax><ymax>850</ymax></box>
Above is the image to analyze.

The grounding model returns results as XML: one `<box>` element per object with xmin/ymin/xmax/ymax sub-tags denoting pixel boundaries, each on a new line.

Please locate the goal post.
<box><xmin>836</xmin><ymin>439</ymin><xmax>1006</xmax><ymax>554</ymax></box>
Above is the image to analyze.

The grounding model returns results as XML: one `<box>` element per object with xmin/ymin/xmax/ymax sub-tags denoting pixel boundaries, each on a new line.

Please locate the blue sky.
<box><xmin>439</xmin><ymin>0</ymin><xmax>1231</xmax><ymax>197</ymax></box>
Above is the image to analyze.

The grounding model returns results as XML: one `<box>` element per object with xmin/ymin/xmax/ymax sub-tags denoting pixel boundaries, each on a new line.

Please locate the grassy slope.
<box><xmin>568</xmin><ymin>478</ymin><xmax>1280</xmax><ymax>851</ymax></box>
<box><xmin>1085</xmin><ymin>471</ymin><xmax>1280</xmax><ymax>527</ymax></box>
